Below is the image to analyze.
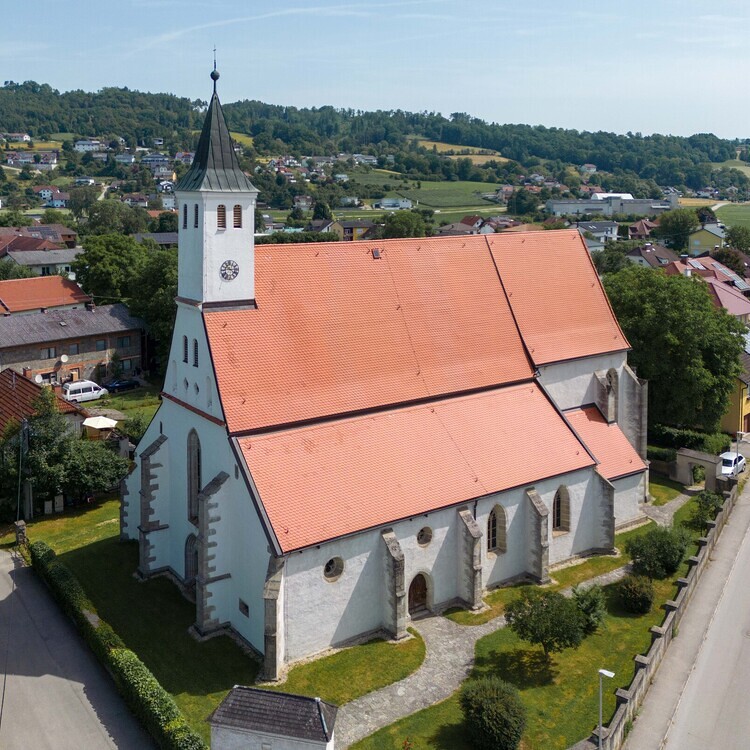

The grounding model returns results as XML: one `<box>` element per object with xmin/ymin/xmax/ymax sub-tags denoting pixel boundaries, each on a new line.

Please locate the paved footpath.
<box><xmin>625</xmin><ymin>483</ymin><xmax>750</xmax><ymax>749</ymax></box>
<box><xmin>0</xmin><ymin>548</ymin><xmax>153</xmax><ymax>750</ymax></box>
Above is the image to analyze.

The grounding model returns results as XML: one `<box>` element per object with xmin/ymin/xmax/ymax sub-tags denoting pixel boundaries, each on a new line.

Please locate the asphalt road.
<box><xmin>663</xmin><ymin>494</ymin><xmax>750</xmax><ymax>750</ymax></box>
<box><xmin>0</xmin><ymin>548</ymin><xmax>153</xmax><ymax>749</ymax></box>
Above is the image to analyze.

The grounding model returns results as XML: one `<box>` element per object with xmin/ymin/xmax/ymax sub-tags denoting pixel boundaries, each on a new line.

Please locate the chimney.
<box><xmin>85</xmin><ymin>301</ymin><xmax>95</xmax><ymax>311</ymax></box>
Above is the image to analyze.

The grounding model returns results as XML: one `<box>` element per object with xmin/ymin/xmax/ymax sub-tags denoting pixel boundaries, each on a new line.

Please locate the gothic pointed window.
<box><xmin>217</xmin><ymin>204</ymin><xmax>226</xmax><ymax>229</ymax></box>
<box><xmin>553</xmin><ymin>486</ymin><xmax>570</xmax><ymax>533</ymax></box>
<box><xmin>233</xmin><ymin>204</ymin><xmax>242</xmax><ymax>228</ymax></box>
<box><xmin>187</xmin><ymin>430</ymin><xmax>201</xmax><ymax>525</ymax></box>
<box><xmin>182</xmin><ymin>203</ymin><xmax>187</xmax><ymax>229</ymax></box>
<box><xmin>194</xmin><ymin>203</ymin><xmax>199</xmax><ymax>228</ymax></box>
<box><xmin>487</xmin><ymin>505</ymin><xmax>507</xmax><ymax>553</ymax></box>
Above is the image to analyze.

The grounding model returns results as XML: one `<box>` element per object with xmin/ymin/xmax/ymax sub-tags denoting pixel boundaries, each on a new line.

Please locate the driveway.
<box><xmin>0</xmin><ymin>548</ymin><xmax>153</xmax><ymax>749</ymax></box>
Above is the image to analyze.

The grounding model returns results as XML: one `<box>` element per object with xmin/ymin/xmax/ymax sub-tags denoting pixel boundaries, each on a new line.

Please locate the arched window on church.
<box><xmin>182</xmin><ymin>203</ymin><xmax>187</xmax><ymax>229</ymax></box>
<box><xmin>487</xmin><ymin>505</ymin><xmax>507</xmax><ymax>553</ymax></box>
<box><xmin>193</xmin><ymin>339</ymin><xmax>199</xmax><ymax>367</ymax></box>
<box><xmin>187</xmin><ymin>430</ymin><xmax>201</xmax><ymax>525</ymax></box>
<box><xmin>233</xmin><ymin>204</ymin><xmax>242</xmax><ymax>228</ymax></box>
<box><xmin>217</xmin><ymin>204</ymin><xmax>226</xmax><ymax>229</ymax></box>
<box><xmin>194</xmin><ymin>203</ymin><xmax>199</xmax><ymax>228</ymax></box>
<box><xmin>182</xmin><ymin>335</ymin><xmax>188</xmax><ymax>363</ymax></box>
<box><xmin>185</xmin><ymin>533</ymin><xmax>198</xmax><ymax>585</ymax></box>
<box><xmin>553</xmin><ymin>486</ymin><xmax>570</xmax><ymax>533</ymax></box>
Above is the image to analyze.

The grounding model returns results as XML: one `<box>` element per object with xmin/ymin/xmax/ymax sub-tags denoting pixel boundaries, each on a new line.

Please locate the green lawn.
<box><xmin>716</xmin><ymin>203</ymin><xmax>750</xmax><ymax>229</ymax></box>
<box><xmin>355</xmin><ymin>567</ymin><xmax>686</xmax><ymax>750</ymax></box>
<box><xmin>98</xmin><ymin>383</ymin><xmax>162</xmax><ymax>423</ymax></box>
<box><xmin>264</xmin><ymin>629</ymin><xmax>425</xmax><ymax>705</ymax></box>
<box><xmin>445</xmin><ymin>522</ymin><xmax>655</xmax><ymax>626</ymax></box>
<box><xmin>649</xmin><ymin>475</ymin><xmax>685</xmax><ymax>506</ymax></box>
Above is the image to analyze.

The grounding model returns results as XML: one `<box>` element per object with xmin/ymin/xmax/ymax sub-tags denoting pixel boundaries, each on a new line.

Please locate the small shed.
<box><xmin>209</xmin><ymin>686</ymin><xmax>337</xmax><ymax>750</ymax></box>
<box><xmin>82</xmin><ymin>415</ymin><xmax>118</xmax><ymax>439</ymax></box>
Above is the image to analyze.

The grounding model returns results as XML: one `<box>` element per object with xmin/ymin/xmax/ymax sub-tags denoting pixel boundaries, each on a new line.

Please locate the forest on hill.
<box><xmin>1</xmin><ymin>80</ymin><xmax>747</xmax><ymax>189</ymax></box>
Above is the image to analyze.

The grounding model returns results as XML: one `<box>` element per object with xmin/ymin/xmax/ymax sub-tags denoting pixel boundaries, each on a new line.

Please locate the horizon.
<box><xmin>3</xmin><ymin>0</ymin><xmax>750</xmax><ymax>141</ymax></box>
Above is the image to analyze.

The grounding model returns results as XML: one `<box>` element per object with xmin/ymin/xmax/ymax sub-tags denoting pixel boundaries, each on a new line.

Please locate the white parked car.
<box><xmin>719</xmin><ymin>451</ymin><xmax>746</xmax><ymax>477</ymax></box>
<box><xmin>62</xmin><ymin>380</ymin><xmax>108</xmax><ymax>403</ymax></box>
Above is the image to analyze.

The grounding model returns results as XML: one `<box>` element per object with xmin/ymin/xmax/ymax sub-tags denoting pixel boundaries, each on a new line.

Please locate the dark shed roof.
<box><xmin>208</xmin><ymin>686</ymin><xmax>337</xmax><ymax>742</ymax></box>
<box><xmin>175</xmin><ymin>76</ymin><xmax>257</xmax><ymax>193</ymax></box>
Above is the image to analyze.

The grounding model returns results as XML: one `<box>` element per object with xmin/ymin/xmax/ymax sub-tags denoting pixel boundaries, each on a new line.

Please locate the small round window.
<box><xmin>323</xmin><ymin>557</ymin><xmax>344</xmax><ymax>581</ymax></box>
<box><xmin>417</xmin><ymin>527</ymin><xmax>433</xmax><ymax>546</ymax></box>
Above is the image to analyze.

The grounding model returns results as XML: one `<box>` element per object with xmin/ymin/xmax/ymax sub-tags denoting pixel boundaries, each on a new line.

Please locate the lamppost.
<box><xmin>736</xmin><ymin>431</ymin><xmax>746</xmax><ymax>473</ymax></box>
<box><xmin>598</xmin><ymin>668</ymin><xmax>615</xmax><ymax>750</ymax></box>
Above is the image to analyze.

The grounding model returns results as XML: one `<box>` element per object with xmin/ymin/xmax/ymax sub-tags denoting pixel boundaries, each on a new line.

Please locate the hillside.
<box><xmin>0</xmin><ymin>81</ymin><xmax>746</xmax><ymax>190</ymax></box>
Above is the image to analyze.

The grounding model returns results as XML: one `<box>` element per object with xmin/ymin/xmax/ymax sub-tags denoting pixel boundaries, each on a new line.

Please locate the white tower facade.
<box><xmin>175</xmin><ymin>69</ymin><xmax>259</xmax><ymax>308</ymax></box>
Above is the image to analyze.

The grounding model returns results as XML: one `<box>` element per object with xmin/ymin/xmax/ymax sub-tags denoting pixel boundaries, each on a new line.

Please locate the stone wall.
<box><xmin>569</xmin><ymin>478</ymin><xmax>738</xmax><ymax>750</ymax></box>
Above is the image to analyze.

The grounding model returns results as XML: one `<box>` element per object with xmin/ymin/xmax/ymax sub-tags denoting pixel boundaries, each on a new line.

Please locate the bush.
<box><xmin>692</xmin><ymin>465</ymin><xmax>706</xmax><ymax>484</ymax></box>
<box><xmin>648</xmin><ymin>424</ymin><xmax>730</xmax><ymax>455</ymax></box>
<box><xmin>460</xmin><ymin>676</ymin><xmax>526</xmax><ymax>750</ymax></box>
<box><xmin>29</xmin><ymin>541</ymin><xmax>206</xmax><ymax>750</ymax></box>
<box><xmin>647</xmin><ymin>445</ymin><xmax>677</xmax><ymax>463</ymax></box>
<box><xmin>620</xmin><ymin>574</ymin><xmax>654</xmax><ymax>614</ymax></box>
<box><xmin>625</xmin><ymin>526</ymin><xmax>691</xmax><ymax>579</ymax></box>
<box><xmin>572</xmin><ymin>584</ymin><xmax>606</xmax><ymax>634</ymax></box>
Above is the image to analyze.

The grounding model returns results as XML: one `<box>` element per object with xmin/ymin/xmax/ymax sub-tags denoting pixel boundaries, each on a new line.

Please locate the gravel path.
<box><xmin>642</xmin><ymin>492</ymin><xmax>692</xmax><ymax>527</ymax></box>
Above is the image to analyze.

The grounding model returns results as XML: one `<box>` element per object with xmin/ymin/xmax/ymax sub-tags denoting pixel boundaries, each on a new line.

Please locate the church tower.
<box><xmin>175</xmin><ymin>68</ymin><xmax>259</xmax><ymax>307</ymax></box>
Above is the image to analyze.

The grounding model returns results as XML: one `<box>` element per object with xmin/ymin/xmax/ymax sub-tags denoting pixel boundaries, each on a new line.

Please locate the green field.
<box><xmin>713</xmin><ymin>159</ymin><xmax>750</xmax><ymax>179</ymax></box>
<box><xmin>716</xmin><ymin>203</ymin><xmax>750</xmax><ymax>229</ymax></box>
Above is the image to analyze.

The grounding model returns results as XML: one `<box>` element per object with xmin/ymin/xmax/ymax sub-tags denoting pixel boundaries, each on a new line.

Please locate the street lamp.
<box><xmin>598</xmin><ymin>668</ymin><xmax>615</xmax><ymax>750</ymax></box>
<box><xmin>736</xmin><ymin>431</ymin><xmax>746</xmax><ymax>472</ymax></box>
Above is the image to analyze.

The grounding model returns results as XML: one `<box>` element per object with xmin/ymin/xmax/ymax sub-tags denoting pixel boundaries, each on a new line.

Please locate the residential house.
<box><xmin>304</xmin><ymin>219</ymin><xmax>336</xmax><ymax>234</ymax></box>
<box><xmin>152</xmin><ymin>165</ymin><xmax>176</xmax><ymax>181</ymax></box>
<box><xmin>153</xmin><ymin>138</ymin><xmax>164</xmax><ymax>147</ymax></box>
<box><xmin>33</xmin><ymin>186</ymin><xmax>69</xmax><ymax>208</ymax></box>
<box><xmin>209</xmin><ymin>687</ymin><xmax>337</xmax><ymax>750</ymax></box>
<box><xmin>339</xmin><ymin>196</ymin><xmax>360</xmax><ymax>207</ymax></box>
<box><xmin>436</xmin><ymin>222</ymin><xmax>476</xmax><ymax>236</ymax></box>
<box><xmin>6</xmin><ymin>247</ymin><xmax>83</xmax><ymax>279</ymax></box>
<box><xmin>121</xmin><ymin>194</ymin><xmax>149</xmax><ymax>208</ymax></box>
<box><xmin>353</xmin><ymin>153</ymin><xmax>378</xmax><ymax>166</ymax></box>
<box><xmin>0</xmin><ymin>224</ymin><xmax>78</xmax><ymax>250</ymax></box>
<box><xmin>0</xmin><ymin>368</ymin><xmax>86</xmax><ymax>436</ymax></box>
<box><xmin>688</xmin><ymin>223</ymin><xmax>726</xmax><ymax>255</ymax></box>
<box><xmin>293</xmin><ymin>195</ymin><xmax>313</xmax><ymax>212</ymax></box>
<box><xmin>576</xmin><ymin>221</ymin><xmax>619</xmax><ymax>244</ymax></box>
<box><xmin>74</xmin><ymin>177</ymin><xmax>96</xmax><ymax>186</ymax></box>
<box><xmin>141</xmin><ymin>153</ymin><xmax>170</xmax><ymax>169</ymax></box>
<box><xmin>0</xmin><ymin>303</ymin><xmax>144</xmax><ymax>384</ymax></box>
<box><xmin>664</xmin><ymin>255</ymin><xmax>750</xmax><ymax>293</ymax></box>
<box><xmin>0</xmin><ymin>276</ymin><xmax>90</xmax><ymax>316</ymax></box>
<box><xmin>628</xmin><ymin>219</ymin><xmax>658</xmax><ymax>240</ymax></box>
<box><xmin>121</xmin><ymin>81</ymin><xmax>648</xmax><ymax>681</ymax></box>
<box><xmin>626</xmin><ymin>243</ymin><xmax>677</xmax><ymax>268</ymax></box>
<box><xmin>579</xmin><ymin>163</ymin><xmax>597</xmax><ymax>174</ymax></box>
<box><xmin>335</xmin><ymin>219</ymin><xmax>376</xmax><ymax>241</ymax></box>
<box><xmin>175</xmin><ymin>152</ymin><xmax>195</xmax><ymax>165</ymax></box>
<box><xmin>115</xmin><ymin>153</ymin><xmax>136</xmax><ymax>165</ymax></box>
<box><xmin>3</xmin><ymin>133</ymin><xmax>31</xmax><ymax>143</ymax></box>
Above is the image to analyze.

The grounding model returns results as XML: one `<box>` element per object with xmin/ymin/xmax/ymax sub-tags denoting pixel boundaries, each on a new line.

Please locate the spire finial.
<box><xmin>210</xmin><ymin>47</ymin><xmax>219</xmax><ymax>93</ymax></box>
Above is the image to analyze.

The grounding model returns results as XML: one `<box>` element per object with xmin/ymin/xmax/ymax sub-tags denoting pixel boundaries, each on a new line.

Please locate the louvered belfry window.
<box><xmin>217</xmin><ymin>204</ymin><xmax>226</xmax><ymax>229</ymax></box>
<box><xmin>233</xmin><ymin>205</ymin><xmax>242</xmax><ymax>228</ymax></box>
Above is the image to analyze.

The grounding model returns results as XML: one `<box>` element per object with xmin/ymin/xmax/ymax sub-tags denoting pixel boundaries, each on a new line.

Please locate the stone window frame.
<box><xmin>187</xmin><ymin>429</ymin><xmax>201</xmax><ymax>526</ymax></box>
<box><xmin>487</xmin><ymin>505</ymin><xmax>507</xmax><ymax>554</ymax></box>
<box><xmin>323</xmin><ymin>556</ymin><xmax>344</xmax><ymax>582</ymax></box>
<box><xmin>416</xmin><ymin>526</ymin><xmax>433</xmax><ymax>547</ymax></box>
<box><xmin>552</xmin><ymin>486</ymin><xmax>571</xmax><ymax>535</ymax></box>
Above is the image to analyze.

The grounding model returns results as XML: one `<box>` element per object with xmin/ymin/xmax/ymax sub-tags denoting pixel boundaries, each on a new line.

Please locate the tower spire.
<box><xmin>211</xmin><ymin>48</ymin><xmax>219</xmax><ymax>94</ymax></box>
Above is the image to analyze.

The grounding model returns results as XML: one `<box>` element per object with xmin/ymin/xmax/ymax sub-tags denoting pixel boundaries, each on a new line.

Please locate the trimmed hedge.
<box><xmin>28</xmin><ymin>541</ymin><xmax>206</xmax><ymax>750</ymax></box>
<box><xmin>647</xmin><ymin>445</ymin><xmax>677</xmax><ymax>463</ymax></box>
<box><xmin>648</xmin><ymin>424</ymin><xmax>730</xmax><ymax>455</ymax></box>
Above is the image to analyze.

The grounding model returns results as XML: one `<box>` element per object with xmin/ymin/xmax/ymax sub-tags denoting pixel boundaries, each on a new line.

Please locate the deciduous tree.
<box><xmin>726</xmin><ymin>225</ymin><xmax>750</xmax><ymax>253</ymax></box>
<box><xmin>653</xmin><ymin>208</ymin><xmax>700</xmax><ymax>251</ymax></box>
<box><xmin>604</xmin><ymin>265</ymin><xmax>745</xmax><ymax>430</ymax></box>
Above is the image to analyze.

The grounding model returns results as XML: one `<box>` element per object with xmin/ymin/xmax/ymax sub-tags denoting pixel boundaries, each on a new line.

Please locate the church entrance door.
<box><xmin>408</xmin><ymin>573</ymin><xmax>428</xmax><ymax>615</ymax></box>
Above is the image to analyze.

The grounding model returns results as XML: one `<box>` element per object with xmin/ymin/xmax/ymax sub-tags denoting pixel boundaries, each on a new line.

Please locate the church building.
<box><xmin>121</xmin><ymin>71</ymin><xmax>649</xmax><ymax>680</ymax></box>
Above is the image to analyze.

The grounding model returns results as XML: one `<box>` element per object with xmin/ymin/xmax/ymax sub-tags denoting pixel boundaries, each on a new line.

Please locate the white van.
<box><xmin>62</xmin><ymin>380</ymin><xmax>108</xmax><ymax>403</ymax></box>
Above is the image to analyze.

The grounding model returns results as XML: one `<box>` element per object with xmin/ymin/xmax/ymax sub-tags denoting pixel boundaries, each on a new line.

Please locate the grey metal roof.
<box><xmin>133</xmin><ymin>232</ymin><xmax>179</xmax><ymax>246</ymax></box>
<box><xmin>175</xmin><ymin>77</ymin><xmax>257</xmax><ymax>194</ymax></box>
<box><xmin>7</xmin><ymin>247</ymin><xmax>83</xmax><ymax>266</ymax></box>
<box><xmin>0</xmin><ymin>304</ymin><xmax>143</xmax><ymax>349</ymax></box>
<box><xmin>208</xmin><ymin>686</ymin><xmax>337</xmax><ymax>742</ymax></box>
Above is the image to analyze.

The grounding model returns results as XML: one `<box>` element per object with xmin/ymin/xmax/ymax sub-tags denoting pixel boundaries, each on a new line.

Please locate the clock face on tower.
<box><xmin>219</xmin><ymin>259</ymin><xmax>240</xmax><ymax>281</ymax></box>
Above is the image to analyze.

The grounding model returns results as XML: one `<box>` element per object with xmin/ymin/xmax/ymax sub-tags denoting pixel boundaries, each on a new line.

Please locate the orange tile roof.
<box><xmin>565</xmin><ymin>406</ymin><xmax>646</xmax><ymax>480</ymax></box>
<box><xmin>0</xmin><ymin>276</ymin><xmax>90</xmax><ymax>314</ymax></box>
<box><xmin>488</xmin><ymin>229</ymin><xmax>629</xmax><ymax>365</ymax></box>
<box><xmin>206</xmin><ymin>236</ymin><xmax>534</xmax><ymax>433</ymax></box>
<box><xmin>0</xmin><ymin>369</ymin><xmax>82</xmax><ymax>433</ymax></box>
<box><xmin>239</xmin><ymin>383</ymin><xmax>595</xmax><ymax>552</ymax></box>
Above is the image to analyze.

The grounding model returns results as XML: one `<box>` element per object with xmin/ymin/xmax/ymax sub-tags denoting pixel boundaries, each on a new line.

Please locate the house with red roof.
<box><xmin>121</xmin><ymin>73</ymin><xmax>648</xmax><ymax>680</ymax></box>
<box><xmin>0</xmin><ymin>276</ymin><xmax>91</xmax><ymax>316</ymax></box>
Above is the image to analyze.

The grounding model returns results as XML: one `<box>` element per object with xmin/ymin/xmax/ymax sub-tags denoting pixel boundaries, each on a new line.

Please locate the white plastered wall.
<box><xmin>211</xmin><ymin>725</ymin><xmax>333</xmax><ymax>750</ymax></box>
<box><xmin>613</xmin><ymin>471</ymin><xmax>647</xmax><ymax>528</ymax></box>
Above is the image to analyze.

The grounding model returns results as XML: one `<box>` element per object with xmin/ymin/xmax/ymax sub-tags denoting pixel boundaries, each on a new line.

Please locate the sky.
<box><xmin>4</xmin><ymin>0</ymin><xmax>750</xmax><ymax>139</ymax></box>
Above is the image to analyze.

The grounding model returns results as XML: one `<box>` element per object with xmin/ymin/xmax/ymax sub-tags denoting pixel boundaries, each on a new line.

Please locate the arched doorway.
<box><xmin>408</xmin><ymin>573</ymin><xmax>428</xmax><ymax>615</ymax></box>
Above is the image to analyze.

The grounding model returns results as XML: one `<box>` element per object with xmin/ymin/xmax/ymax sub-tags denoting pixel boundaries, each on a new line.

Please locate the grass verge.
<box><xmin>649</xmin><ymin>475</ymin><xmax>684</xmax><ymax>506</ymax></box>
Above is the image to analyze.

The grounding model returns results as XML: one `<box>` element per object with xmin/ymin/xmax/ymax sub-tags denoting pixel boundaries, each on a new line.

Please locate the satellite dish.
<box><xmin>60</xmin><ymin>354</ymin><xmax>69</xmax><ymax>363</ymax></box>
<box><xmin>34</xmin><ymin>374</ymin><xmax>43</xmax><ymax>384</ymax></box>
